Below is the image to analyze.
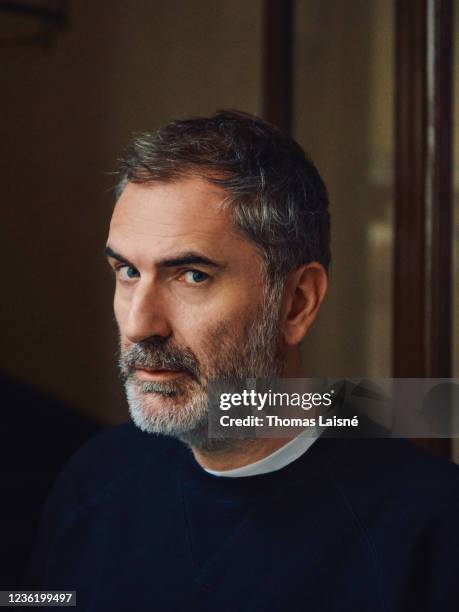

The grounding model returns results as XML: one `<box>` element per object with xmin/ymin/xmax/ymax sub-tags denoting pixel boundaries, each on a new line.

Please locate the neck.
<box><xmin>192</xmin><ymin>347</ymin><xmax>303</xmax><ymax>471</ymax></box>
<box><xmin>192</xmin><ymin>437</ymin><xmax>294</xmax><ymax>471</ymax></box>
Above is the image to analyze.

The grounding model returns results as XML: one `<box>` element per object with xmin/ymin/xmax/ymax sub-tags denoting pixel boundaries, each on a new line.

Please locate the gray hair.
<box><xmin>115</xmin><ymin>110</ymin><xmax>331</xmax><ymax>284</ymax></box>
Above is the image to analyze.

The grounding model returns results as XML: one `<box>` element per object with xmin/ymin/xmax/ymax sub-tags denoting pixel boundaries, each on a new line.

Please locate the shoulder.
<box><xmin>40</xmin><ymin>423</ymin><xmax>181</xmax><ymax>532</ymax></box>
<box><xmin>362</xmin><ymin>437</ymin><xmax>458</xmax><ymax>487</ymax></box>
<box><xmin>319</xmin><ymin>436</ymin><xmax>459</xmax><ymax>517</ymax></box>
<box><xmin>63</xmin><ymin>421</ymin><xmax>175</xmax><ymax>474</ymax></box>
<box><xmin>325</xmin><ymin>439</ymin><xmax>459</xmax><ymax>608</ymax></box>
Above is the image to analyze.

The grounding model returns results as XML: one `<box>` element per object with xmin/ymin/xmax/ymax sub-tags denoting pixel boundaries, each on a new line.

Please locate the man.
<box><xmin>27</xmin><ymin>111</ymin><xmax>459</xmax><ymax>610</ymax></box>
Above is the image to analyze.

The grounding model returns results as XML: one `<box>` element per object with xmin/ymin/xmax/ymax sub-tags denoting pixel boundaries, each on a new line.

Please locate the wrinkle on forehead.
<box><xmin>110</xmin><ymin>221</ymin><xmax>222</xmax><ymax>241</ymax></box>
<box><xmin>110</xmin><ymin>179</ymin><xmax>235</xmax><ymax>236</ymax></box>
<box><xmin>108</xmin><ymin>177</ymin><xmax>262</xmax><ymax>270</ymax></box>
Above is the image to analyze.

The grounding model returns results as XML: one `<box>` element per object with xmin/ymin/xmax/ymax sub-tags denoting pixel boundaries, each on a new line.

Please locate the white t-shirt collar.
<box><xmin>203</xmin><ymin>428</ymin><xmax>318</xmax><ymax>478</ymax></box>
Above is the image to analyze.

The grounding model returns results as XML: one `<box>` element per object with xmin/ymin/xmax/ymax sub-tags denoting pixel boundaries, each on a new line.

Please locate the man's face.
<box><xmin>106</xmin><ymin>176</ymin><xmax>285</xmax><ymax>448</ymax></box>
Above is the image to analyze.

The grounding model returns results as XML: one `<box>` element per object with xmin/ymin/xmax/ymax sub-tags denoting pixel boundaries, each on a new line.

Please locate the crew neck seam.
<box><xmin>318</xmin><ymin>449</ymin><xmax>389</xmax><ymax>612</ymax></box>
<box><xmin>182</xmin><ymin>467</ymin><xmax>326</xmax><ymax>586</ymax></box>
<box><xmin>180</xmin><ymin>442</ymin><xmax>328</xmax><ymax>504</ymax></box>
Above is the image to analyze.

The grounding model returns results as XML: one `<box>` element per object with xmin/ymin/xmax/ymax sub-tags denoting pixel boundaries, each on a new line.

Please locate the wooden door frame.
<box><xmin>394</xmin><ymin>0</ymin><xmax>453</xmax><ymax>456</ymax></box>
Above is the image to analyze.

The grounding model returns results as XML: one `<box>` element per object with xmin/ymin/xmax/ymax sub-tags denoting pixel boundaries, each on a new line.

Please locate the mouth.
<box><xmin>134</xmin><ymin>367</ymin><xmax>186</xmax><ymax>382</ymax></box>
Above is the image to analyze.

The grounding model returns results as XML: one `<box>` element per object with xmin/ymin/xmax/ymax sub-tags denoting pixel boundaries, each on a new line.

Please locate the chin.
<box><xmin>125</xmin><ymin>379</ymin><xmax>208</xmax><ymax>438</ymax></box>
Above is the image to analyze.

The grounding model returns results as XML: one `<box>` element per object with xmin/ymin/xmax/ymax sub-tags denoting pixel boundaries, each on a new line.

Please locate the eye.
<box><xmin>179</xmin><ymin>270</ymin><xmax>209</xmax><ymax>285</ymax></box>
<box><xmin>116</xmin><ymin>264</ymin><xmax>140</xmax><ymax>281</ymax></box>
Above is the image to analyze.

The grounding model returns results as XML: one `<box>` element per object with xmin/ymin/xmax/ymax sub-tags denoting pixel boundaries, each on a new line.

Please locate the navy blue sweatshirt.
<box><xmin>27</xmin><ymin>423</ymin><xmax>459</xmax><ymax>611</ymax></box>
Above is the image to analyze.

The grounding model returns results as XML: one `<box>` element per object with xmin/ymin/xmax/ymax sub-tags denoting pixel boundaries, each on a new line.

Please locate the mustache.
<box><xmin>118</xmin><ymin>340</ymin><xmax>200</xmax><ymax>382</ymax></box>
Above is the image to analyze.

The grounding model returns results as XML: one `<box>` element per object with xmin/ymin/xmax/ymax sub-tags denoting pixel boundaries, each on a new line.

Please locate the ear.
<box><xmin>280</xmin><ymin>263</ymin><xmax>328</xmax><ymax>346</ymax></box>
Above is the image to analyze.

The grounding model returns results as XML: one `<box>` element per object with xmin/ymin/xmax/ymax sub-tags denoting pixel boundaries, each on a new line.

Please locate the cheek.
<box><xmin>175</xmin><ymin>305</ymin><xmax>247</xmax><ymax>346</ymax></box>
<box><xmin>194</xmin><ymin>313</ymin><xmax>255</xmax><ymax>364</ymax></box>
<box><xmin>113</xmin><ymin>292</ymin><xmax>135</xmax><ymax>348</ymax></box>
<box><xmin>113</xmin><ymin>292</ymin><xmax>125</xmax><ymax>327</ymax></box>
<box><xmin>176</xmin><ymin>280</ymin><xmax>261</xmax><ymax>325</ymax></box>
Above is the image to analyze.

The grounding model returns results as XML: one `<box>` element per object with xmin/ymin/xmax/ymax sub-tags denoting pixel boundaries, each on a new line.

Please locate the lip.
<box><xmin>135</xmin><ymin>368</ymin><xmax>185</xmax><ymax>381</ymax></box>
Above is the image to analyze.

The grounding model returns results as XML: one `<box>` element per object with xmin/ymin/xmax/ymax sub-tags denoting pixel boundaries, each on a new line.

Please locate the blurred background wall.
<box><xmin>295</xmin><ymin>0</ymin><xmax>394</xmax><ymax>380</ymax></box>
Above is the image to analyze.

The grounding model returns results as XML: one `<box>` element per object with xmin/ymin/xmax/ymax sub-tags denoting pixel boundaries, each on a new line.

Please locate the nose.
<box><xmin>121</xmin><ymin>282</ymin><xmax>172</xmax><ymax>344</ymax></box>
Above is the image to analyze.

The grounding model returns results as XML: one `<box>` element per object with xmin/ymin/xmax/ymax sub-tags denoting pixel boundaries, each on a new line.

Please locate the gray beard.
<box><xmin>120</xmin><ymin>280</ymin><xmax>285</xmax><ymax>452</ymax></box>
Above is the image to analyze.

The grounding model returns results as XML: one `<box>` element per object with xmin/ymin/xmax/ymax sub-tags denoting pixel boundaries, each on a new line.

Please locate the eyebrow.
<box><xmin>104</xmin><ymin>246</ymin><xmax>223</xmax><ymax>269</ymax></box>
<box><xmin>104</xmin><ymin>246</ymin><xmax>135</xmax><ymax>268</ymax></box>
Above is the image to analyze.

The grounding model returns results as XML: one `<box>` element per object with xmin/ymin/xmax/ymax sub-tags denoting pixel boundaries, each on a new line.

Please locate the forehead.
<box><xmin>108</xmin><ymin>177</ymin><xmax>258</xmax><ymax>265</ymax></box>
